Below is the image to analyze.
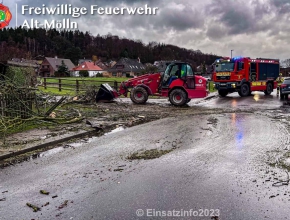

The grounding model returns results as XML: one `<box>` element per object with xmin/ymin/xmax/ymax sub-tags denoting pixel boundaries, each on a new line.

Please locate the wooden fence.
<box><xmin>40</xmin><ymin>77</ymin><xmax>216</xmax><ymax>93</ymax></box>
<box><xmin>41</xmin><ymin>77</ymin><xmax>120</xmax><ymax>93</ymax></box>
<box><xmin>0</xmin><ymin>91</ymin><xmax>35</xmax><ymax>119</ymax></box>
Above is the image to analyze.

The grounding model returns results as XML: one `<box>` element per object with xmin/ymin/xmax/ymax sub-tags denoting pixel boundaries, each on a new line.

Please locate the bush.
<box><xmin>96</xmin><ymin>72</ymin><xmax>103</xmax><ymax>77</ymax></box>
<box><xmin>4</xmin><ymin>66</ymin><xmax>35</xmax><ymax>87</ymax></box>
<box><xmin>79</xmin><ymin>70</ymin><xmax>89</xmax><ymax>77</ymax></box>
<box><xmin>54</xmin><ymin>71</ymin><xmax>70</xmax><ymax>77</ymax></box>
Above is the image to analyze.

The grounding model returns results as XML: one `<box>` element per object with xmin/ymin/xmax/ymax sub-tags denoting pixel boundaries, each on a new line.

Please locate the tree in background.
<box><xmin>79</xmin><ymin>70</ymin><xmax>89</xmax><ymax>77</ymax></box>
<box><xmin>96</xmin><ymin>72</ymin><xmax>103</xmax><ymax>77</ymax></box>
<box><xmin>201</xmin><ymin>61</ymin><xmax>206</xmax><ymax>75</ymax></box>
<box><xmin>282</xmin><ymin>59</ymin><xmax>290</xmax><ymax>77</ymax></box>
<box><xmin>55</xmin><ymin>60</ymin><xmax>69</xmax><ymax>77</ymax></box>
<box><xmin>92</xmin><ymin>55</ymin><xmax>98</xmax><ymax>64</ymax></box>
<box><xmin>143</xmin><ymin>65</ymin><xmax>159</xmax><ymax>74</ymax></box>
<box><xmin>282</xmin><ymin>59</ymin><xmax>290</xmax><ymax>68</ymax></box>
<box><xmin>0</xmin><ymin>27</ymin><xmax>220</xmax><ymax>66</ymax></box>
<box><xmin>4</xmin><ymin>66</ymin><xmax>36</xmax><ymax>87</ymax></box>
<box><xmin>120</xmin><ymin>49</ymin><xmax>129</xmax><ymax>58</ymax></box>
<box><xmin>64</xmin><ymin>46</ymin><xmax>82</xmax><ymax>65</ymax></box>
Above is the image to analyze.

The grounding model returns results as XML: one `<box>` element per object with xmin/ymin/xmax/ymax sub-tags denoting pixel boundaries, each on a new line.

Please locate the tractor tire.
<box><xmin>264</xmin><ymin>83</ymin><xmax>273</xmax><ymax>95</ymax></box>
<box><xmin>130</xmin><ymin>87</ymin><xmax>148</xmax><ymax>104</ymax></box>
<box><xmin>218</xmin><ymin>90</ymin><xmax>228</xmax><ymax>97</ymax></box>
<box><xmin>240</xmin><ymin>83</ymin><xmax>250</xmax><ymax>97</ymax></box>
<box><xmin>169</xmin><ymin>89</ymin><xmax>188</xmax><ymax>106</ymax></box>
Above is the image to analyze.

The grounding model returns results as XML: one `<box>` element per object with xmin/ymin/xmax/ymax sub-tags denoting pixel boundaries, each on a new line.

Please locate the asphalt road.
<box><xmin>121</xmin><ymin>90</ymin><xmax>284</xmax><ymax>110</ymax></box>
<box><xmin>193</xmin><ymin>90</ymin><xmax>284</xmax><ymax>110</ymax></box>
<box><xmin>1</xmin><ymin>91</ymin><xmax>290</xmax><ymax>220</ymax></box>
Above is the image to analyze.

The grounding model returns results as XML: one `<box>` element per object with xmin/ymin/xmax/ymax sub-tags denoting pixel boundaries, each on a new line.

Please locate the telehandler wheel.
<box><xmin>240</xmin><ymin>83</ymin><xmax>250</xmax><ymax>97</ymax></box>
<box><xmin>169</xmin><ymin>89</ymin><xmax>188</xmax><ymax>106</ymax></box>
<box><xmin>218</xmin><ymin>90</ymin><xmax>228</xmax><ymax>97</ymax></box>
<box><xmin>264</xmin><ymin>83</ymin><xmax>273</xmax><ymax>95</ymax></box>
<box><xmin>130</xmin><ymin>87</ymin><xmax>148</xmax><ymax>104</ymax></box>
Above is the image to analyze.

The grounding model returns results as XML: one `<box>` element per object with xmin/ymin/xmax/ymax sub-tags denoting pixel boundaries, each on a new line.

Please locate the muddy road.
<box><xmin>121</xmin><ymin>90</ymin><xmax>284</xmax><ymax>110</ymax></box>
<box><xmin>1</xmin><ymin>91</ymin><xmax>290</xmax><ymax>220</ymax></box>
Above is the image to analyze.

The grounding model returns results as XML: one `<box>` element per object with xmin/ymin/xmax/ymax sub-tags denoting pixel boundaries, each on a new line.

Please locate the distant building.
<box><xmin>39</xmin><ymin>57</ymin><xmax>75</xmax><ymax>77</ymax></box>
<box><xmin>196</xmin><ymin>64</ymin><xmax>213</xmax><ymax>74</ymax></box>
<box><xmin>78</xmin><ymin>59</ymin><xmax>92</xmax><ymax>65</ymax></box>
<box><xmin>72</xmin><ymin>61</ymin><xmax>109</xmax><ymax>77</ymax></box>
<box><xmin>78</xmin><ymin>59</ymin><xmax>109</xmax><ymax>70</ymax></box>
<box><xmin>108</xmin><ymin>58</ymin><xmax>145</xmax><ymax>77</ymax></box>
<box><xmin>109</xmin><ymin>60</ymin><xmax>117</xmax><ymax>68</ymax></box>
<box><xmin>95</xmin><ymin>60</ymin><xmax>109</xmax><ymax>71</ymax></box>
<box><xmin>281</xmin><ymin>67</ymin><xmax>290</xmax><ymax>77</ymax></box>
<box><xmin>8</xmin><ymin>58</ymin><xmax>40</xmax><ymax>74</ymax></box>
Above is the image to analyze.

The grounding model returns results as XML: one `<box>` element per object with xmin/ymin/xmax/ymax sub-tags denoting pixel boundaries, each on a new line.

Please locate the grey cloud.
<box><xmin>206</xmin><ymin>24</ymin><xmax>227</xmax><ymax>40</ymax></box>
<box><xmin>154</xmin><ymin>6</ymin><xmax>204</xmax><ymax>31</ymax></box>
<box><xmin>207</xmin><ymin>0</ymin><xmax>290</xmax><ymax>36</ymax></box>
<box><xmin>270</xmin><ymin>0</ymin><xmax>290</xmax><ymax>7</ymax></box>
<box><xmin>5</xmin><ymin>0</ymin><xmax>290</xmax><ymax>60</ymax></box>
<box><xmin>208</xmin><ymin>0</ymin><xmax>254</xmax><ymax>34</ymax></box>
<box><xmin>270</xmin><ymin>0</ymin><xmax>290</xmax><ymax>14</ymax></box>
<box><xmin>118</xmin><ymin>4</ymin><xmax>204</xmax><ymax>32</ymax></box>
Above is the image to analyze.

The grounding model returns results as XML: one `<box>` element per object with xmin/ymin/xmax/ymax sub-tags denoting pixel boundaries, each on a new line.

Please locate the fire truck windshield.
<box><xmin>215</xmin><ymin>62</ymin><xmax>235</xmax><ymax>72</ymax></box>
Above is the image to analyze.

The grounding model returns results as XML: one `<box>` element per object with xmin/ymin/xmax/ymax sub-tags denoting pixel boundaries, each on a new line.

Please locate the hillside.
<box><xmin>0</xmin><ymin>27</ymin><xmax>220</xmax><ymax>69</ymax></box>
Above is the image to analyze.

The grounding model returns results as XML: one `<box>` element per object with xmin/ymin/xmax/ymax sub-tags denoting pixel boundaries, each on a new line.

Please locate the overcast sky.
<box><xmin>4</xmin><ymin>0</ymin><xmax>290</xmax><ymax>60</ymax></box>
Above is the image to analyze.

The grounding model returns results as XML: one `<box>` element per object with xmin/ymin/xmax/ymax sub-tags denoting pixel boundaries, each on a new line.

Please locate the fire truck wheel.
<box><xmin>264</xmin><ymin>83</ymin><xmax>273</xmax><ymax>95</ymax></box>
<box><xmin>218</xmin><ymin>90</ymin><xmax>228</xmax><ymax>97</ymax></box>
<box><xmin>130</xmin><ymin>87</ymin><xmax>148</xmax><ymax>104</ymax></box>
<box><xmin>280</xmin><ymin>93</ymin><xmax>285</xmax><ymax>100</ymax></box>
<box><xmin>240</xmin><ymin>84</ymin><xmax>250</xmax><ymax>97</ymax></box>
<box><xmin>169</xmin><ymin>89</ymin><xmax>188</xmax><ymax>106</ymax></box>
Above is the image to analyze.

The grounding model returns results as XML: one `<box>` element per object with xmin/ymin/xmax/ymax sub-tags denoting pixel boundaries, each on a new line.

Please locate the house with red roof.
<box><xmin>73</xmin><ymin>61</ymin><xmax>108</xmax><ymax>77</ymax></box>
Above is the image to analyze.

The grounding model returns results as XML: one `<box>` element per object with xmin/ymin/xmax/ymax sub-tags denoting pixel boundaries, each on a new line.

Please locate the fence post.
<box><xmin>114</xmin><ymin>81</ymin><xmax>118</xmax><ymax>90</ymax></box>
<box><xmin>44</xmin><ymin>78</ymin><xmax>47</xmax><ymax>89</ymax></box>
<box><xmin>76</xmin><ymin>80</ymin><xmax>79</xmax><ymax>93</ymax></box>
<box><xmin>59</xmin><ymin>79</ymin><xmax>62</xmax><ymax>92</ymax></box>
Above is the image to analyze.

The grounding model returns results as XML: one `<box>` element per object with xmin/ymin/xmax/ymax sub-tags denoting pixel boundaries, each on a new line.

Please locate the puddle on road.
<box><xmin>29</xmin><ymin>126</ymin><xmax>126</xmax><ymax>160</ymax></box>
<box><xmin>104</xmin><ymin>127</ymin><xmax>125</xmax><ymax>135</ymax></box>
<box><xmin>36</xmin><ymin>147</ymin><xmax>64</xmax><ymax>158</ymax></box>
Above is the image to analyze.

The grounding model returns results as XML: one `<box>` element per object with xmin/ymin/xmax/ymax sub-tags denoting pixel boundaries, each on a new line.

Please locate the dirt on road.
<box><xmin>1</xmin><ymin>95</ymin><xmax>290</xmax><ymax>170</ymax></box>
<box><xmin>0</xmin><ymin>98</ymin><xmax>221</xmax><ymax>163</ymax></box>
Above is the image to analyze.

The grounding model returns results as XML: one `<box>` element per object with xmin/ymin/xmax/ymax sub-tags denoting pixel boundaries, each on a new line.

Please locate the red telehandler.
<box><xmin>96</xmin><ymin>61</ymin><xmax>209</xmax><ymax>106</ymax></box>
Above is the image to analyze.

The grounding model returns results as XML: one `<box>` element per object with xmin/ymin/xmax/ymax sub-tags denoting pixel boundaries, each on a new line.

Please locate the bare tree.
<box><xmin>282</xmin><ymin>59</ymin><xmax>290</xmax><ymax>68</ymax></box>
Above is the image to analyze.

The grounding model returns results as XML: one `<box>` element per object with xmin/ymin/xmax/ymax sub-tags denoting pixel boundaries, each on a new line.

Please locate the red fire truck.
<box><xmin>212</xmin><ymin>56</ymin><xmax>280</xmax><ymax>97</ymax></box>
